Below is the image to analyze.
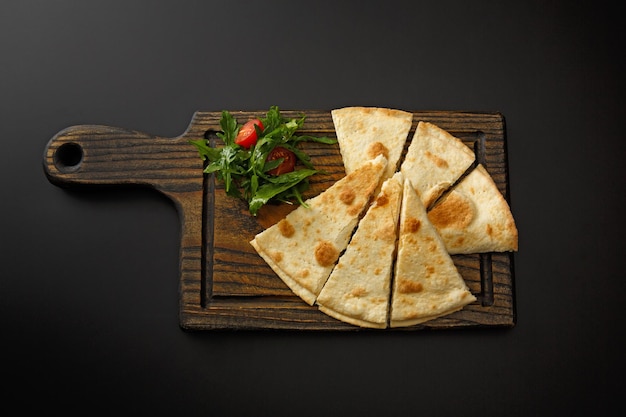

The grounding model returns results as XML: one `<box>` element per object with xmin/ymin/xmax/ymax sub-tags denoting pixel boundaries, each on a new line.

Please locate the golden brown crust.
<box><xmin>375</xmin><ymin>192</ymin><xmax>389</xmax><ymax>207</ymax></box>
<box><xmin>367</xmin><ymin>141</ymin><xmax>389</xmax><ymax>160</ymax></box>
<box><xmin>339</xmin><ymin>188</ymin><xmax>356</xmax><ymax>205</ymax></box>
<box><xmin>424</xmin><ymin>150</ymin><xmax>449</xmax><ymax>168</ymax></box>
<box><xmin>315</xmin><ymin>241</ymin><xmax>339</xmax><ymax>267</ymax></box>
<box><xmin>403</xmin><ymin>218</ymin><xmax>421</xmax><ymax>234</ymax></box>
<box><xmin>277</xmin><ymin>219</ymin><xmax>295</xmax><ymax>238</ymax></box>
<box><xmin>271</xmin><ymin>251</ymin><xmax>283</xmax><ymax>263</ymax></box>
<box><xmin>397</xmin><ymin>279</ymin><xmax>423</xmax><ymax>294</ymax></box>
<box><xmin>428</xmin><ymin>192</ymin><xmax>475</xmax><ymax>230</ymax></box>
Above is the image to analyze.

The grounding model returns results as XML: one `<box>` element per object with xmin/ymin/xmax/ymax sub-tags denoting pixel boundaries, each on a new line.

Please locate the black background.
<box><xmin>2</xmin><ymin>1</ymin><xmax>624</xmax><ymax>415</ymax></box>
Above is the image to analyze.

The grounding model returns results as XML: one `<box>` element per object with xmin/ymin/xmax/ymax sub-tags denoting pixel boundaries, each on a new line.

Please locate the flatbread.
<box><xmin>331</xmin><ymin>107</ymin><xmax>413</xmax><ymax>182</ymax></box>
<box><xmin>400</xmin><ymin>121</ymin><xmax>475</xmax><ymax>209</ymax></box>
<box><xmin>250</xmin><ymin>155</ymin><xmax>388</xmax><ymax>305</ymax></box>
<box><xmin>389</xmin><ymin>179</ymin><xmax>476</xmax><ymax>328</ymax></box>
<box><xmin>316</xmin><ymin>172</ymin><xmax>404</xmax><ymax>329</ymax></box>
<box><xmin>428</xmin><ymin>164</ymin><xmax>518</xmax><ymax>254</ymax></box>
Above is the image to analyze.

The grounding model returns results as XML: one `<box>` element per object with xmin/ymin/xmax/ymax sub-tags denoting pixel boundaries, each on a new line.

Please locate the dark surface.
<box><xmin>2</xmin><ymin>1</ymin><xmax>624</xmax><ymax>415</ymax></box>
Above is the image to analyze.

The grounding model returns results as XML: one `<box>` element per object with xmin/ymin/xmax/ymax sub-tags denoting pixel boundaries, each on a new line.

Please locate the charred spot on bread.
<box><xmin>271</xmin><ymin>251</ymin><xmax>283</xmax><ymax>263</ymax></box>
<box><xmin>277</xmin><ymin>219</ymin><xmax>295</xmax><ymax>238</ymax></box>
<box><xmin>397</xmin><ymin>279</ymin><xmax>423</xmax><ymax>294</ymax></box>
<box><xmin>375</xmin><ymin>192</ymin><xmax>389</xmax><ymax>207</ymax></box>
<box><xmin>424</xmin><ymin>150</ymin><xmax>449</xmax><ymax>169</ymax></box>
<box><xmin>315</xmin><ymin>241</ymin><xmax>339</xmax><ymax>267</ymax></box>
<box><xmin>428</xmin><ymin>191</ymin><xmax>474</xmax><ymax>229</ymax></box>
<box><xmin>349</xmin><ymin>287</ymin><xmax>367</xmax><ymax>297</ymax></box>
<box><xmin>367</xmin><ymin>141</ymin><xmax>389</xmax><ymax>160</ymax></box>
<box><xmin>345</xmin><ymin>160</ymin><xmax>382</xmax><ymax>196</ymax></box>
<box><xmin>339</xmin><ymin>188</ymin><xmax>356</xmax><ymax>205</ymax></box>
<box><xmin>404</xmin><ymin>218</ymin><xmax>421</xmax><ymax>234</ymax></box>
<box><xmin>347</xmin><ymin>205</ymin><xmax>361</xmax><ymax>217</ymax></box>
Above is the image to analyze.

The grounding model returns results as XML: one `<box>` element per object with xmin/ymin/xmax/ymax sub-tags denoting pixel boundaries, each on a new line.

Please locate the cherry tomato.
<box><xmin>266</xmin><ymin>147</ymin><xmax>296</xmax><ymax>176</ymax></box>
<box><xmin>234</xmin><ymin>119</ymin><xmax>264</xmax><ymax>149</ymax></box>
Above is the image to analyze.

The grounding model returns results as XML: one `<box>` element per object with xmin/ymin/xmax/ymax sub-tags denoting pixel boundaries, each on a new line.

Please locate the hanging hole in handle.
<box><xmin>54</xmin><ymin>142</ymin><xmax>84</xmax><ymax>173</ymax></box>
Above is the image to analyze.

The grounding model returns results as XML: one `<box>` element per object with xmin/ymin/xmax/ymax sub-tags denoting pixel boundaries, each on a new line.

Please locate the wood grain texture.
<box><xmin>43</xmin><ymin>110</ymin><xmax>516</xmax><ymax>331</ymax></box>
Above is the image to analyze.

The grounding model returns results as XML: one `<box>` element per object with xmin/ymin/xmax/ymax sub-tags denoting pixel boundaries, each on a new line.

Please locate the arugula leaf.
<box><xmin>248</xmin><ymin>169</ymin><xmax>317</xmax><ymax>215</ymax></box>
<box><xmin>190</xmin><ymin>106</ymin><xmax>337</xmax><ymax>216</ymax></box>
<box><xmin>189</xmin><ymin>138</ymin><xmax>220</xmax><ymax>161</ymax></box>
<box><xmin>217</xmin><ymin>110</ymin><xmax>238</xmax><ymax>145</ymax></box>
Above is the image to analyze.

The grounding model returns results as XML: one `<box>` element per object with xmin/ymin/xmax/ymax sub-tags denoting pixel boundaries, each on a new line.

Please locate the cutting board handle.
<box><xmin>43</xmin><ymin>124</ymin><xmax>204</xmax><ymax>194</ymax></box>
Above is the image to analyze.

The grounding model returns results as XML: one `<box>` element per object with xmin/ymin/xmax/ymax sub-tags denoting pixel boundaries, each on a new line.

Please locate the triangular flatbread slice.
<box><xmin>428</xmin><ymin>164</ymin><xmax>518</xmax><ymax>254</ymax></box>
<box><xmin>400</xmin><ymin>121</ymin><xmax>475</xmax><ymax>209</ymax></box>
<box><xmin>331</xmin><ymin>107</ymin><xmax>413</xmax><ymax>182</ymax></box>
<box><xmin>389</xmin><ymin>179</ymin><xmax>476</xmax><ymax>328</ymax></box>
<box><xmin>316</xmin><ymin>172</ymin><xmax>404</xmax><ymax>328</ymax></box>
<box><xmin>250</xmin><ymin>155</ymin><xmax>388</xmax><ymax>305</ymax></box>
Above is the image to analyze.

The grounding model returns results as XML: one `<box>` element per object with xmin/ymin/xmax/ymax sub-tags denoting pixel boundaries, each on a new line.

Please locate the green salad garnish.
<box><xmin>190</xmin><ymin>106</ymin><xmax>336</xmax><ymax>216</ymax></box>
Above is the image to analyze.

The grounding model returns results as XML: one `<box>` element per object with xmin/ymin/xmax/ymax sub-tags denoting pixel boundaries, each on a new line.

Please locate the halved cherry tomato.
<box><xmin>234</xmin><ymin>119</ymin><xmax>264</xmax><ymax>149</ymax></box>
<box><xmin>266</xmin><ymin>146</ymin><xmax>296</xmax><ymax>176</ymax></box>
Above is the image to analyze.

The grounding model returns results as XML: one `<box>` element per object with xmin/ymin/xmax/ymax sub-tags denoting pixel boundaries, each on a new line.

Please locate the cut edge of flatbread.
<box><xmin>250</xmin><ymin>154</ymin><xmax>388</xmax><ymax>305</ymax></box>
<box><xmin>428</xmin><ymin>164</ymin><xmax>518</xmax><ymax>254</ymax></box>
<box><xmin>316</xmin><ymin>172</ymin><xmax>404</xmax><ymax>328</ymax></box>
<box><xmin>331</xmin><ymin>106</ymin><xmax>413</xmax><ymax>182</ymax></box>
<box><xmin>400</xmin><ymin>121</ymin><xmax>475</xmax><ymax>209</ymax></box>
<box><xmin>389</xmin><ymin>179</ymin><xmax>477</xmax><ymax>328</ymax></box>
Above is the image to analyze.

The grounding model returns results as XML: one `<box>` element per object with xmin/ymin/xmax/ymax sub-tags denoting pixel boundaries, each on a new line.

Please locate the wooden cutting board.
<box><xmin>43</xmin><ymin>110</ymin><xmax>516</xmax><ymax>331</ymax></box>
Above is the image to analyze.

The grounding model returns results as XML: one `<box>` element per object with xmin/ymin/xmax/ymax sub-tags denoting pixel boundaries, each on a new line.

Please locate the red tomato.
<box><xmin>266</xmin><ymin>147</ymin><xmax>296</xmax><ymax>176</ymax></box>
<box><xmin>234</xmin><ymin>119</ymin><xmax>264</xmax><ymax>148</ymax></box>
